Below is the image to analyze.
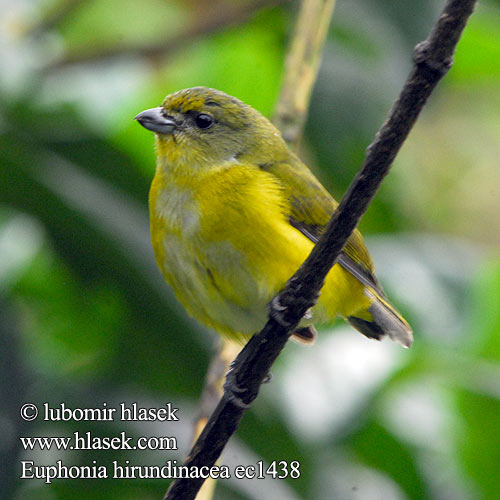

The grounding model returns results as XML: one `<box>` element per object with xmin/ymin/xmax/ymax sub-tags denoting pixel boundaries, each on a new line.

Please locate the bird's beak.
<box><xmin>135</xmin><ymin>107</ymin><xmax>177</xmax><ymax>134</ymax></box>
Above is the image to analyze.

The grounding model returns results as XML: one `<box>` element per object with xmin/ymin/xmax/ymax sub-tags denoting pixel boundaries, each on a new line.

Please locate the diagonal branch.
<box><xmin>163</xmin><ymin>1</ymin><xmax>477</xmax><ymax>499</ymax></box>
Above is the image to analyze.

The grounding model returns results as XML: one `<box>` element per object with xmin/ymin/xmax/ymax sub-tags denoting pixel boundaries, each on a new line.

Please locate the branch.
<box><xmin>45</xmin><ymin>0</ymin><xmax>290</xmax><ymax>71</ymax></box>
<box><xmin>273</xmin><ymin>0</ymin><xmax>337</xmax><ymax>148</ymax></box>
<box><xmin>194</xmin><ymin>341</ymin><xmax>229</xmax><ymax>438</ymax></box>
<box><xmin>163</xmin><ymin>1</ymin><xmax>477</xmax><ymax>499</ymax></box>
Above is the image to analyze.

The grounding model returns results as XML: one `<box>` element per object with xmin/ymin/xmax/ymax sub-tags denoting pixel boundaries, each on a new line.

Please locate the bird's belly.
<box><xmin>156</xmin><ymin>229</ymin><xmax>272</xmax><ymax>337</ymax></box>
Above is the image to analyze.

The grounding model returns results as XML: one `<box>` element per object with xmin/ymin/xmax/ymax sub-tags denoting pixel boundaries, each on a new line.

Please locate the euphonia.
<box><xmin>136</xmin><ymin>87</ymin><xmax>412</xmax><ymax>347</ymax></box>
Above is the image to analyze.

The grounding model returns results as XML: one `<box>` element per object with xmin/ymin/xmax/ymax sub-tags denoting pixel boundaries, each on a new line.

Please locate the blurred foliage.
<box><xmin>1</xmin><ymin>1</ymin><xmax>500</xmax><ymax>499</ymax></box>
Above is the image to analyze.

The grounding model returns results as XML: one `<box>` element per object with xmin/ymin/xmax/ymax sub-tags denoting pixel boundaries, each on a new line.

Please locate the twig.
<box><xmin>45</xmin><ymin>0</ymin><xmax>290</xmax><ymax>70</ymax></box>
<box><xmin>194</xmin><ymin>340</ymin><xmax>227</xmax><ymax>438</ymax></box>
<box><xmin>163</xmin><ymin>1</ymin><xmax>477</xmax><ymax>499</ymax></box>
<box><xmin>193</xmin><ymin>340</ymin><xmax>241</xmax><ymax>440</ymax></box>
<box><xmin>273</xmin><ymin>0</ymin><xmax>337</xmax><ymax>148</ymax></box>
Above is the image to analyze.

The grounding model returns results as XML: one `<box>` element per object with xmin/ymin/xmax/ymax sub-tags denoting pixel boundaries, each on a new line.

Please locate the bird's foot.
<box><xmin>269</xmin><ymin>295</ymin><xmax>316</xmax><ymax>327</ymax></box>
<box><xmin>268</xmin><ymin>295</ymin><xmax>293</xmax><ymax>327</ymax></box>
<box><xmin>223</xmin><ymin>364</ymin><xmax>251</xmax><ymax>409</ymax></box>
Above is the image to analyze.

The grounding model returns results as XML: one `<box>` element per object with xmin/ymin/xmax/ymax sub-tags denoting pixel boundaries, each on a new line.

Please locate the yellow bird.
<box><xmin>136</xmin><ymin>87</ymin><xmax>412</xmax><ymax>347</ymax></box>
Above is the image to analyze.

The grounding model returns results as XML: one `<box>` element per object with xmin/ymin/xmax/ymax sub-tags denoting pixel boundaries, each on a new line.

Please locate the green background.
<box><xmin>1</xmin><ymin>0</ymin><xmax>500</xmax><ymax>499</ymax></box>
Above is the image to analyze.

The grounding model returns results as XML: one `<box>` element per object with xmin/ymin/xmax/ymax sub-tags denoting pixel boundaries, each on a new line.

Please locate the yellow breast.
<box><xmin>149</xmin><ymin>159</ymin><xmax>369</xmax><ymax>339</ymax></box>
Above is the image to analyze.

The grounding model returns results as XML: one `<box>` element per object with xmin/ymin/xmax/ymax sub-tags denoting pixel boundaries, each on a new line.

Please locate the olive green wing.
<box><xmin>261</xmin><ymin>156</ymin><xmax>385</xmax><ymax>296</ymax></box>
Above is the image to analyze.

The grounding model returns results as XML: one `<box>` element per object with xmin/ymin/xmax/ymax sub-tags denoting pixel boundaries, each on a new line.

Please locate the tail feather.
<box><xmin>348</xmin><ymin>290</ymin><xmax>413</xmax><ymax>348</ymax></box>
<box><xmin>292</xmin><ymin>326</ymin><xmax>317</xmax><ymax>344</ymax></box>
<box><xmin>347</xmin><ymin>316</ymin><xmax>385</xmax><ymax>341</ymax></box>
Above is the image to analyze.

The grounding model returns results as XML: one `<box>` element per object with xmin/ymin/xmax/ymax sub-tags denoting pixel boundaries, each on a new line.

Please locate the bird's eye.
<box><xmin>194</xmin><ymin>113</ymin><xmax>214</xmax><ymax>130</ymax></box>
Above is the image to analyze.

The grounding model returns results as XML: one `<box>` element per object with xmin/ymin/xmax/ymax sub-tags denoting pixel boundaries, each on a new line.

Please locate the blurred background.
<box><xmin>1</xmin><ymin>0</ymin><xmax>500</xmax><ymax>499</ymax></box>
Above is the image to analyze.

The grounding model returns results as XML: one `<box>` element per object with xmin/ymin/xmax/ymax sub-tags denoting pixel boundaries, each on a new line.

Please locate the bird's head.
<box><xmin>135</xmin><ymin>87</ymin><xmax>288</xmax><ymax>170</ymax></box>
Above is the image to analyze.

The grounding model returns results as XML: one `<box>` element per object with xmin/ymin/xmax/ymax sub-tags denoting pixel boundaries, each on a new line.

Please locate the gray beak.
<box><xmin>135</xmin><ymin>107</ymin><xmax>177</xmax><ymax>134</ymax></box>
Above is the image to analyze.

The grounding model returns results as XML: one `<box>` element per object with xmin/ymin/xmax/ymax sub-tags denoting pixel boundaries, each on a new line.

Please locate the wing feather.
<box><xmin>261</xmin><ymin>156</ymin><xmax>383</xmax><ymax>295</ymax></box>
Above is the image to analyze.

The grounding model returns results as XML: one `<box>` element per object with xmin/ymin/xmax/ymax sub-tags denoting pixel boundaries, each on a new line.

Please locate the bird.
<box><xmin>135</xmin><ymin>87</ymin><xmax>413</xmax><ymax>348</ymax></box>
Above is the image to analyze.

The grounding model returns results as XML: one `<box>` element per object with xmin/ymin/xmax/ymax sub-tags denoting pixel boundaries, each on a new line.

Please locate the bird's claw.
<box><xmin>223</xmin><ymin>368</ymin><xmax>251</xmax><ymax>409</ymax></box>
<box><xmin>268</xmin><ymin>295</ymin><xmax>293</xmax><ymax>327</ymax></box>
